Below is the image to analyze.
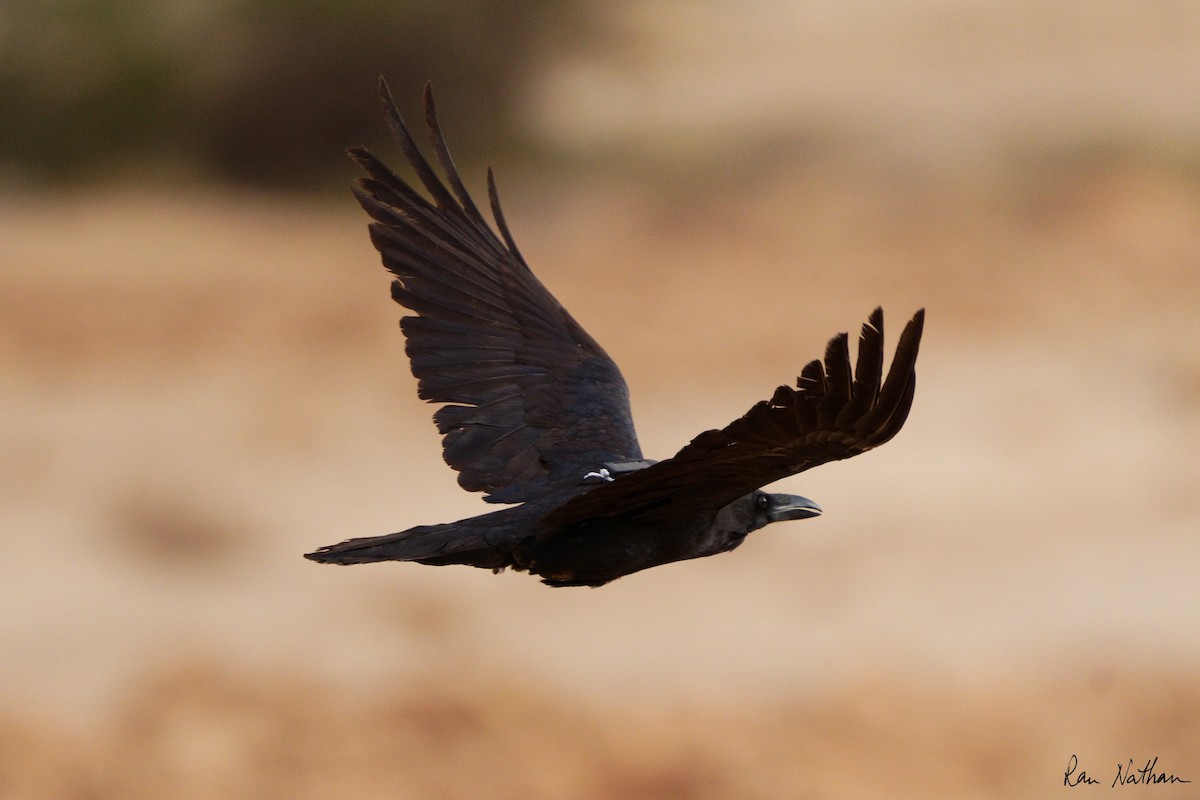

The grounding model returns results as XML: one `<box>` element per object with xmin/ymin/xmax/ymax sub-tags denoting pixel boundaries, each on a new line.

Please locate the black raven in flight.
<box><xmin>306</xmin><ymin>79</ymin><xmax>925</xmax><ymax>587</ymax></box>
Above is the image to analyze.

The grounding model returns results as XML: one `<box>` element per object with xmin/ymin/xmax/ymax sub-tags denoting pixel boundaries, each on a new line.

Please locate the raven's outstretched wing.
<box><xmin>351</xmin><ymin>79</ymin><xmax>641</xmax><ymax>503</ymax></box>
<box><xmin>541</xmin><ymin>308</ymin><xmax>924</xmax><ymax>531</ymax></box>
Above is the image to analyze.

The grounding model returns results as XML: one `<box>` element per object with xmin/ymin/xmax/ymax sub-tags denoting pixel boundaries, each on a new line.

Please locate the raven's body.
<box><xmin>312</xmin><ymin>478</ymin><xmax>817</xmax><ymax>586</ymax></box>
<box><xmin>306</xmin><ymin>79</ymin><xmax>925</xmax><ymax>587</ymax></box>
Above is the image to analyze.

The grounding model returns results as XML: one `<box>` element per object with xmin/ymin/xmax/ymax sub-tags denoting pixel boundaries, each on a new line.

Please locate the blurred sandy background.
<box><xmin>3</xmin><ymin>1</ymin><xmax>1200</xmax><ymax>797</ymax></box>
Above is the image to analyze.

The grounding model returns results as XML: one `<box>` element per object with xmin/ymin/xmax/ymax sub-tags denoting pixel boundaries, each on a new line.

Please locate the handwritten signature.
<box><xmin>1065</xmin><ymin>755</ymin><xmax>1191</xmax><ymax>787</ymax></box>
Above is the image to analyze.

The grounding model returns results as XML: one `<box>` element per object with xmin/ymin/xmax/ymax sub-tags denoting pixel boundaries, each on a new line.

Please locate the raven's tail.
<box><xmin>304</xmin><ymin>523</ymin><xmax>460</xmax><ymax>565</ymax></box>
<box><xmin>304</xmin><ymin>506</ymin><xmax>530</xmax><ymax>570</ymax></box>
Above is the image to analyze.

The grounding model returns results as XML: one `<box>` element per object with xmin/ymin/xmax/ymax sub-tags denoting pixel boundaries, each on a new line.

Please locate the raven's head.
<box><xmin>748</xmin><ymin>490</ymin><xmax>823</xmax><ymax>528</ymax></box>
<box><xmin>704</xmin><ymin>490</ymin><xmax>823</xmax><ymax>556</ymax></box>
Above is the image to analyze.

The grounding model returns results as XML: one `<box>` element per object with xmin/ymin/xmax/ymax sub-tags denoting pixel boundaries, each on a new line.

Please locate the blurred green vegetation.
<box><xmin>0</xmin><ymin>0</ymin><xmax>588</xmax><ymax>189</ymax></box>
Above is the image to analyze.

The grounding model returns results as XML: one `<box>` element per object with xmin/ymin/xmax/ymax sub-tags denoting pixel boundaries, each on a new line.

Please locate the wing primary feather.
<box><xmin>487</xmin><ymin>169</ymin><xmax>528</xmax><ymax>265</ymax></box>
<box><xmin>865</xmin><ymin>372</ymin><xmax>917</xmax><ymax>447</ymax></box>
<box><xmin>422</xmin><ymin>83</ymin><xmax>494</xmax><ymax>235</ymax></box>
<box><xmin>837</xmin><ymin>306</ymin><xmax>885</xmax><ymax>428</ymax></box>
<box><xmin>818</xmin><ymin>332</ymin><xmax>851</xmax><ymax>427</ymax></box>
<box><xmin>798</xmin><ymin>359</ymin><xmax>825</xmax><ymax>392</ymax></box>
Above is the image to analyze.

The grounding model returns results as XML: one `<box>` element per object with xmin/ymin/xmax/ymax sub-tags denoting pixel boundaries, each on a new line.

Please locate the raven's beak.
<box><xmin>768</xmin><ymin>493</ymin><xmax>823</xmax><ymax>522</ymax></box>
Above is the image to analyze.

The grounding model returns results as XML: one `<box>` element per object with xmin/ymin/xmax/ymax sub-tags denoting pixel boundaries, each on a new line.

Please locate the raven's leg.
<box><xmin>582</xmin><ymin>467</ymin><xmax>614</xmax><ymax>483</ymax></box>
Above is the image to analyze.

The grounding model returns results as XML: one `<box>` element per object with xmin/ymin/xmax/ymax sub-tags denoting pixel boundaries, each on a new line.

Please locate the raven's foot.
<box><xmin>582</xmin><ymin>467</ymin><xmax>614</xmax><ymax>483</ymax></box>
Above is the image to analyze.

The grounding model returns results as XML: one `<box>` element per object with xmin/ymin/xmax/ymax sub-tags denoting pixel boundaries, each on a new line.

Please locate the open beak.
<box><xmin>768</xmin><ymin>493</ymin><xmax>823</xmax><ymax>522</ymax></box>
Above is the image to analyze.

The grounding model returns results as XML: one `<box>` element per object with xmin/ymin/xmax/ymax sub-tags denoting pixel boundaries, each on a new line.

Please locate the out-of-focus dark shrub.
<box><xmin>0</xmin><ymin>0</ymin><xmax>586</xmax><ymax>188</ymax></box>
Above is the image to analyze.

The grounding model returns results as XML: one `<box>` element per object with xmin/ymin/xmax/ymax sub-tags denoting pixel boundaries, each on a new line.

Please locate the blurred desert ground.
<box><xmin>3</xmin><ymin>1</ymin><xmax>1200</xmax><ymax>798</ymax></box>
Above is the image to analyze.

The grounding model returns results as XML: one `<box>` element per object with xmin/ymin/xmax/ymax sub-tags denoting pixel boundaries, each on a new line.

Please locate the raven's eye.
<box><xmin>755</xmin><ymin>494</ymin><xmax>770</xmax><ymax>511</ymax></box>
